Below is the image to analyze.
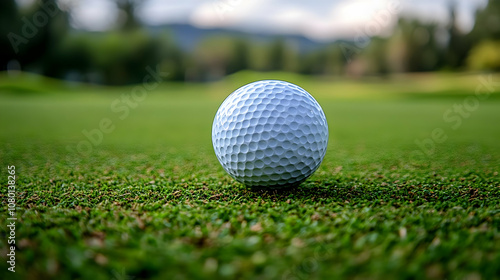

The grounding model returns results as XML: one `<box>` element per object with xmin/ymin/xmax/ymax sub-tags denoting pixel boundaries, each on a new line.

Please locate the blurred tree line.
<box><xmin>1</xmin><ymin>0</ymin><xmax>499</xmax><ymax>85</ymax></box>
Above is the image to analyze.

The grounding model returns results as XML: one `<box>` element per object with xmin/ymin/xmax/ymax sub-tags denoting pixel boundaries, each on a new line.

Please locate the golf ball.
<box><xmin>212</xmin><ymin>80</ymin><xmax>328</xmax><ymax>188</ymax></box>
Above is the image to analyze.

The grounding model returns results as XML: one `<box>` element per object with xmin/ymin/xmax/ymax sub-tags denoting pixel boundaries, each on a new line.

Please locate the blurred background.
<box><xmin>1</xmin><ymin>0</ymin><xmax>499</xmax><ymax>84</ymax></box>
<box><xmin>1</xmin><ymin>3</ymin><xmax>499</xmax><ymax>279</ymax></box>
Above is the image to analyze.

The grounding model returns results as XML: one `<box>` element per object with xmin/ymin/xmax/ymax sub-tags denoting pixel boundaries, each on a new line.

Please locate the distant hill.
<box><xmin>146</xmin><ymin>23</ymin><xmax>336</xmax><ymax>52</ymax></box>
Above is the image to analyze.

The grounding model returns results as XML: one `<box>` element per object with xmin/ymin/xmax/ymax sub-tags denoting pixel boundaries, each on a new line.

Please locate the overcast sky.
<box><xmin>66</xmin><ymin>0</ymin><xmax>488</xmax><ymax>41</ymax></box>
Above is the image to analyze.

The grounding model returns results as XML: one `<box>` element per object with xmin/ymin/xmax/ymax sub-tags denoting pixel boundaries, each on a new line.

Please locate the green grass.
<box><xmin>0</xmin><ymin>71</ymin><xmax>499</xmax><ymax>280</ymax></box>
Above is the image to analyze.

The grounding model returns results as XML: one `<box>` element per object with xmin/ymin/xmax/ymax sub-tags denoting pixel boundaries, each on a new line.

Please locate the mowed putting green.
<box><xmin>0</xmin><ymin>72</ymin><xmax>499</xmax><ymax>280</ymax></box>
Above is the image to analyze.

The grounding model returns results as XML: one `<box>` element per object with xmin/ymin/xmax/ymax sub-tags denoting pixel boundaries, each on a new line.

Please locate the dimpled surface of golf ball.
<box><xmin>212</xmin><ymin>80</ymin><xmax>329</xmax><ymax>188</ymax></box>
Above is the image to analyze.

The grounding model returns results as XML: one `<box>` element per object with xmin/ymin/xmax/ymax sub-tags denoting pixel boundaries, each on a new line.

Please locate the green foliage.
<box><xmin>0</xmin><ymin>73</ymin><xmax>499</xmax><ymax>279</ymax></box>
<box><xmin>469</xmin><ymin>0</ymin><xmax>500</xmax><ymax>42</ymax></box>
<box><xmin>191</xmin><ymin>36</ymin><xmax>250</xmax><ymax>81</ymax></box>
<box><xmin>0</xmin><ymin>0</ymin><xmax>20</xmax><ymax>64</ymax></box>
<box><xmin>267</xmin><ymin>38</ymin><xmax>287</xmax><ymax>71</ymax></box>
<box><xmin>445</xmin><ymin>5</ymin><xmax>471</xmax><ymax>69</ymax></box>
<box><xmin>383</xmin><ymin>19</ymin><xmax>444</xmax><ymax>73</ymax></box>
<box><xmin>190</xmin><ymin>37</ymin><xmax>301</xmax><ymax>81</ymax></box>
<box><xmin>361</xmin><ymin>37</ymin><xmax>389</xmax><ymax>75</ymax></box>
<box><xmin>2</xmin><ymin>0</ymin><xmax>500</xmax><ymax>85</ymax></box>
<box><xmin>467</xmin><ymin>40</ymin><xmax>500</xmax><ymax>71</ymax></box>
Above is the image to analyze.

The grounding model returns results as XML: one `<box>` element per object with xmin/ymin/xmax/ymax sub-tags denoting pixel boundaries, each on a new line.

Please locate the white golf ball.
<box><xmin>212</xmin><ymin>80</ymin><xmax>328</xmax><ymax>188</ymax></box>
